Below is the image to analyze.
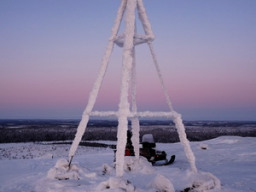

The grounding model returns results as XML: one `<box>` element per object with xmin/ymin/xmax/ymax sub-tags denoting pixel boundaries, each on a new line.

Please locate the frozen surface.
<box><xmin>0</xmin><ymin>136</ymin><xmax>255</xmax><ymax>192</ymax></box>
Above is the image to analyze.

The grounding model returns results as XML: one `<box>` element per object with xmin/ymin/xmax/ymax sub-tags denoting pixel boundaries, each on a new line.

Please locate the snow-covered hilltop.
<box><xmin>0</xmin><ymin>136</ymin><xmax>255</xmax><ymax>192</ymax></box>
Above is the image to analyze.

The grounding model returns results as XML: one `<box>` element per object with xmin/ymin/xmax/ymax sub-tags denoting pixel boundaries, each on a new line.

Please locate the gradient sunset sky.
<box><xmin>1</xmin><ymin>0</ymin><xmax>255</xmax><ymax>120</ymax></box>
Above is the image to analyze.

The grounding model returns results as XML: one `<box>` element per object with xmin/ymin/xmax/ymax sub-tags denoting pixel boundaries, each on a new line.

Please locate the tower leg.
<box><xmin>131</xmin><ymin>47</ymin><xmax>140</xmax><ymax>159</ymax></box>
<box><xmin>115</xmin><ymin>0</ymin><xmax>137</xmax><ymax>177</ymax></box>
<box><xmin>148</xmin><ymin>42</ymin><xmax>198</xmax><ymax>173</ymax></box>
<box><xmin>68</xmin><ymin>0</ymin><xmax>127</xmax><ymax>165</ymax></box>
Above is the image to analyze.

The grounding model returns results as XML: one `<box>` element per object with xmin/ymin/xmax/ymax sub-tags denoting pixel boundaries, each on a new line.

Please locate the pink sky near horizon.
<box><xmin>0</xmin><ymin>0</ymin><xmax>256</xmax><ymax>120</ymax></box>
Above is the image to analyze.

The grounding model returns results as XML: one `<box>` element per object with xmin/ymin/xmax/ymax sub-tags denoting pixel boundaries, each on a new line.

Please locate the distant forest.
<box><xmin>0</xmin><ymin>119</ymin><xmax>256</xmax><ymax>143</ymax></box>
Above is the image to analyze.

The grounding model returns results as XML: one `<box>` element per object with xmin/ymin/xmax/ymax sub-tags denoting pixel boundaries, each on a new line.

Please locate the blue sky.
<box><xmin>0</xmin><ymin>0</ymin><xmax>256</xmax><ymax>120</ymax></box>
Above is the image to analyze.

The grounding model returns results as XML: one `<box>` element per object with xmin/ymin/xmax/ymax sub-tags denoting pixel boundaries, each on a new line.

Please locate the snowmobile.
<box><xmin>124</xmin><ymin>131</ymin><xmax>175</xmax><ymax>166</ymax></box>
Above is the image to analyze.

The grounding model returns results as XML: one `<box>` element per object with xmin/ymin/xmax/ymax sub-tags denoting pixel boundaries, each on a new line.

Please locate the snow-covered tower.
<box><xmin>68</xmin><ymin>0</ymin><xmax>197</xmax><ymax>177</ymax></box>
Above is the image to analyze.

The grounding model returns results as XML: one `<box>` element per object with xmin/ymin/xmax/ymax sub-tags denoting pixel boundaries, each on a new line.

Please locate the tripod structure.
<box><xmin>68</xmin><ymin>0</ymin><xmax>197</xmax><ymax>177</ymax></box>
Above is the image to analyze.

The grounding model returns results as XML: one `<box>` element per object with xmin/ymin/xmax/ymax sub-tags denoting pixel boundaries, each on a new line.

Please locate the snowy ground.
<box><xmin>0</xmin><ymin>136</ymin><xmax>255</xmax><ymax>192</ymax></box>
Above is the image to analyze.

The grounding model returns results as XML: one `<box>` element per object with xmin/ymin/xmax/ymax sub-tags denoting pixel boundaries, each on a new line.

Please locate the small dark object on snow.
<box><xmin>123</xmin><ymin>131</ymin><xmax>175</xmax><ymax>166</ymax></box>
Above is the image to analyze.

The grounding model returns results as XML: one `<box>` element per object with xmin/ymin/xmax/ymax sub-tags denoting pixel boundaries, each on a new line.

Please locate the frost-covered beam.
<box><xmin>133</xmin><ymin>111</ymin><xmax>176</xmax><ymax>118</ymax></box>
<box><xmin>90</xmin><ymin>111</ymin><xmax>118</xmax><ymax>117</ymax></box>
<box><xmin>114</xmin><ymin>34</ymin><xmax>154</xmax><ymax>47</ymax></box>
<box><xmin>90</xmin><ymin>111</ymin><xmax>176</xmax><ymax>119</ymax></box>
